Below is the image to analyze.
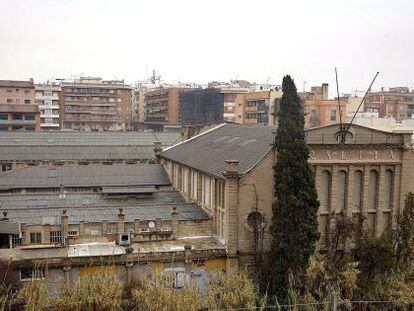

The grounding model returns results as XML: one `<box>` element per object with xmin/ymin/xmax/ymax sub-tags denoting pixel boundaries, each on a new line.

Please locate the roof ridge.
<box><xmin>161</xmin><ymin>123</ymin><xmax>227</xmax><ymax>152</ymax></box>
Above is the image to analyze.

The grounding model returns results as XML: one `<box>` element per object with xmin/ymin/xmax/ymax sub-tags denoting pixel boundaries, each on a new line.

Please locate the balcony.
<box><xmin>0</xmin><ymin>119</ymin><xmax>37</xmax><ymax>126</ymax></box>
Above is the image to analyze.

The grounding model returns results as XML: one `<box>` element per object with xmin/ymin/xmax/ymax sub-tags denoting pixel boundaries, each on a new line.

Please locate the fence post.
<box><xmin>330</xmin><ymin>292</ymin><xmax>337</xmax><ymax>311</ymax></box>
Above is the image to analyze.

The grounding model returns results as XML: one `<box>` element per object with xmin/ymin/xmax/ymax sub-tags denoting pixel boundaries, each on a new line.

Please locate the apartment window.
<box><xmin>15</xmin><ymin>88</ymin><xmax>19</xmax><ymax>92</ymax></box>
<box><xmin>25</xmin><ymin>126</ymin><xmax>35</xmax><ymax>131</ymax></box>
<box><xmin>6</xmin><ymin>99</ymin><xmax>12</xmax><ymax>103</ymax></box>
<box><xmin>6</xmin><ymin>89</ymin><xmax>12</xmax><ymax>93</ymax></box>
<box><xmin>50</xmin><ymin>231</ymin><xmax>62</xmax><ymax>243</ymax></box>
<box><xmin>24</xmin><ymin>99</ymin><xmax>31</xmax><ymax>104</ymax></box>
<box><xmin>12</xmin><ymin>113</ymin><xmax>22</xmax><ymax>120</ymax></box>
<box><xmin>44</xmin><ymin>91</ymin><xmax>52</xmax><ymax>96</ymax></box>
<box><xmin>0</xmin><ymin>114</ymin><xmax>7</xmax><ymax>120</ymax></box>
<box><xmin>24</xmin><ymin>89</ymin><xmax>30</xmax><ymax>94</ymax></box>
<box><xmin>330</xmin><ymin>109</ymin><xmax>337</xmax><ymax>122</ymax></box>
<box><xmin>30</xmin><ymin>232</ymin><xmax>41</xmax><ymax>244</ymax></box>
<box><xmin>11</xmin><ymin>234</ymin><xmax>21</xmax><ymax>247</ymax></box>
<box><xmin>12</xmin><ymin>125</ymin><xmax>24</xmax><ymax>131</ymax></box>
<box><xmin>20</xmin><ymin>268</ymin><xmax>44</xmax><ymax>281</ymax></box>
<box><xmin>0</xmin><ymin>125</ymin><xmax>7</xmax><ymax>131</ymax></box>
<box><xmin>24</xmin><ymin>114</ymin><xmax>35</xmax><ymax>121</ymax></box>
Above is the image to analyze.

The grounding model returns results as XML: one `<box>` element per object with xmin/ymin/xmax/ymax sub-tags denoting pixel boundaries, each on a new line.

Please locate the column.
<box><xmin>346</xmin><ymin>166</ymin><xmax>355</xmax><ymax>218</ymax></box>
<box><xmin>223</xmin><ymin>160</ymin><xmax>240</xmax><ymax>272</ymax></box>
<box><xmin>171</xmin><ymin>207</ymin><xmax>179</xmax><ymax>240</ymax></box>
<box><xmin>63</xmin><ymin>266</ymin><xmax>71</xmax><ymax>285</ymax></box>
<box><xmin>61</xmin><ymin>210</ymin><xmax>69</xmax><ymax>246</ymax></box>
<box><xmin>117</xmin><ymin>208</ymin><xmax>125</xmax><ymax>233</ymax></box>
<box><xmin>376</xmin><ymin>165</ymin><xmax>386</xmax><ymax>237</ymax></box>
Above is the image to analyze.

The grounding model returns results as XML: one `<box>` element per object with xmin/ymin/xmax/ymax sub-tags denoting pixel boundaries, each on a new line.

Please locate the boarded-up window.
<box><xmin>337</xmin><ymin>170</ymin><xmax>347</xmax><ymax>213</ymax></box>
<box><xmin>384</xmin><ymin>169</ymin><xmax>394</xmax><ymax>211</ymax></box>
<box><xmin>353</xmin><ymin>170</ymin><xmax>363</xmax><ymax>212</ymax></box>
<box><xmin>368</xmin><ymin>170</ymin><xmax>379</xmax><ymax>211</ymax></box>
<box><xmin>320</xmin><ymin>170</ymin><xmax>331</xmax><ymax>212</ymax></box>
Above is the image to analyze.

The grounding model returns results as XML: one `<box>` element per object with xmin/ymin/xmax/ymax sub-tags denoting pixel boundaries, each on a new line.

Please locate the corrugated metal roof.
<box><xmin>0</xmin><ymin>164</ymin><xmax>171</xmax><ymax>190</ymax></box>
<box><xmin>1</xmin><ymin>193</ymin><xmax>210</xmax><ymax>224</ymax></box>
<box><xmin>0</xmin><ymin>131</ymin><xmax>181</xmax><ymax>161</ymax></box>
<box><xmin>159</xmin><ymin>124</ymin><xmax>275</xmax><ymax>179</ymax></box>
<box><xmin>102</xmin><ymin>186</ymin><xmax>156</xmax><ymax>194</ymax></box>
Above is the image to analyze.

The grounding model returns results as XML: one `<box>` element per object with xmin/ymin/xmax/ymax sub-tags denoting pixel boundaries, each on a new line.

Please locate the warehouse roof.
<box><xmin>0</xmin><ymin>131</ymin><xmax>181</xmax><ymax>161</ymax></box>
<box><xmin>159</xmin><ymin>124</ymin><xmax>275</xmax><ymax>179</ymax></box>
<box><xmin>0</xmin><ymin>164</ymin><xmax>170</xmax><ymax>190</ymax></box>
<box><xmin>159</xmin><ymin>123</ymin><xmax>412</xmax><ymax>179</ymax></box>
<box><xmin>0</xmin><ymin>192</ymin><xmax>210</xmax><ymax>225</ymax></box>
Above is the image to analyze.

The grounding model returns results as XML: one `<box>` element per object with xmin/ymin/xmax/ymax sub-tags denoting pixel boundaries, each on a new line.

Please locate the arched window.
<box><xmin>320</xmin><ymin>170</ymin><xmax>331</xmax><ymax>212</ymax></box>
<box><xmin>337</xmin><ymin>170</ymin><xmax>347</xmax><ymax>213</ymax></box>
<box><xmin>353</xmin><ymin>170</ymin><xmax>363</xmax><ymax>212</ymax></box>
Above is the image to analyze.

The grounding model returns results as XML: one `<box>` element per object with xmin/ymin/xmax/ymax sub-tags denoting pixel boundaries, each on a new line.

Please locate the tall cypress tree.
<box><xmin>265</xmin><ymin>75</ymin><xmax>320</xmax><ymax>303</ymax></box>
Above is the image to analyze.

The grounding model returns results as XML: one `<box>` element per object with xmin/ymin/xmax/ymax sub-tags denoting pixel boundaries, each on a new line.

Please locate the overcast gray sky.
<box><xmin>0</xmin><ymin>0</ymin><xmax>413</xmax><ymax>96</ymax></box>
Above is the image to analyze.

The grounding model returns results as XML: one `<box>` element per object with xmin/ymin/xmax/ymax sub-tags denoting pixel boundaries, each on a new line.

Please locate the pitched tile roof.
<box><xmin>159</xmin><ymin>124</ymin><xmax>275</xmax><ymax>179</ymax></box>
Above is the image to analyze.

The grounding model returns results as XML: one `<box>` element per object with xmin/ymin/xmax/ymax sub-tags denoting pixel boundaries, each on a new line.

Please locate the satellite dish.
<box><xmin>148</xmin><ymin>221</ymin><xmax>155</xmax><ymax>229</ymax></box>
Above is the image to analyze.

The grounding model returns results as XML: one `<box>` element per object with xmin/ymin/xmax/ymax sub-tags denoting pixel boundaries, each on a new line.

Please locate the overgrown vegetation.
<box><xmin>0</xmin><ymin>269</ymin><xmax>257</xmax><ymax>311</ymax></box>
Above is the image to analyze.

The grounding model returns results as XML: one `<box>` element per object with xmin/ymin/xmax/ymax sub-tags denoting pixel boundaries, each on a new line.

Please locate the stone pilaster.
<box><xmin>361</xmin><ymin>165</ymin><xmax>370</xmax><ymax>216</ymax></box>
<box><xmin>61</xmin><ymin>210</ymin><xmax>69</xmax><ymax>246</ymax></box>
<box><xmin>346</xmin><ymin>166</ymin><xmax>355</xmax><ymax>218</ymax></box>
<box><xmin>63</xmin><ymin>265</ymin><xmax>71</xmax><ymax>285</ymax></box>
<box><xmin>126</xmin><ymin>262</ymin><xmax>134</xmax><ymax>284</ymax></box>
<box><xmin>134</xmin><ymin>218</ymin><xmax>141</xmax><ymax>233</ymax></box>
<box><xmin>43</xmin><ymin>224</ymin><xmax>51</xmax><ymax>244</ymax></box>
<box><xmin>153</xmin><ymin>141</ymin><xmax>162</xmax><ymax>163</ymax></box>
<box><xmin>117</xmin><ymin>208</ymin><xmax>125</xmax><ymax>233</ymax></box>
<box><xmin>376</xmin><ymin>166</ymin><xmax>386</xmax><ymax>236</ymax></box>
<box><xmin>331</xmin><ymin>166</ymin><xmax>338</xmax><ymax>214</ymax></box>
<box><xmin>102</xmin><ymin>219</ymin><xmax>108</xmax><ymax>234</ymax></box>
<box><xmin>223</xmin><ymin>159</ymin><xmax>240</xmax><ymax>270</ymax></box>
<box><xmin>79</xmin><ymin>221</ymin><xmax>85</xmax><ymax>236</ymax></box>
<box><xmin>171</xmin><ymin>207</ymin><xmax>179</xmax><ymax>240</ymax></box>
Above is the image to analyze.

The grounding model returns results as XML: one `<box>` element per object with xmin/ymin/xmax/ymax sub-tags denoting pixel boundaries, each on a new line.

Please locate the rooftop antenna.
<box><xmin>339</xmin><ymin>71</ymin><xmax>379</xmax><ymax>143</ymax></box>
<box><xmin>335</xmin><ymin>68</ymin><xmax>345</xmax><ymax>143</ymax></box>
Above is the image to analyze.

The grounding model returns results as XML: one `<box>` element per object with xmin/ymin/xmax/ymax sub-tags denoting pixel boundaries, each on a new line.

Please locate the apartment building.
<box><xmin>304</xmin><ymin>99</ymin><xmax>347</xmax><ymax>128</ymax></box>
<box><xmin>0</xmin><ymin>80</ymin><xmax>40</xmax><ymax>131</ymax></box>
<box><xmin>220</xmin><ymin>88</ymin><xmax>249</xmax><ymax>124</ymax></box>
<box><xmin>365</xmin><ymin>87</ymin><xmax>414</xmax><ymax>121</ymax></box>
<box><xmin>143</xmin><ymin>87</ymin><xmax>185</xmax><ymax>131</ymax></box>
<box><xmin>179</xmin><ymin>88</ymin><xmax>223</xmax><ymax>126</ymax></box>
<box><xmin>61</xmin><ymin>77</ymin><xmax>133</xmax><ymax>131</ymax></box>
<box><xmin>35</xmin><ymin>83</ymin><xmax>61</xmax><ymax>130</ymax></box>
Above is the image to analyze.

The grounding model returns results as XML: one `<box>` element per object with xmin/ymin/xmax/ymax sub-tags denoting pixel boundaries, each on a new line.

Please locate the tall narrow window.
<box><xmin>353</xmin><ymin>170</ymin><xmax>363</xmax><ymax>212</ymax></box>
<box><xmin>337</xmin><ymin>170</ymin><xmax>347</xmax><ymax>213</ymax></box>
<box><xmin>384</xmin><ymin>169</ymin><xmax>394</xmax><ymax>211</ymax></box>
<box><xmin>320</xmin><ymin>170</ymin><xmax>331</xmax><ymax>212</ymax></box>
<box><xmin>368</xmin><ymin>170</ymin><xmax>379</xmax><ymax>211</ymax></box>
